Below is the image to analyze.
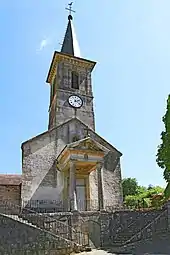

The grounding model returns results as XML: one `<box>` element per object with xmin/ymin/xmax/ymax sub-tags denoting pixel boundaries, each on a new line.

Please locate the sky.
<box><xmin>0</xmin><ymin>0</ymin><xmax>170</xmax><ymax>187</ymax></box>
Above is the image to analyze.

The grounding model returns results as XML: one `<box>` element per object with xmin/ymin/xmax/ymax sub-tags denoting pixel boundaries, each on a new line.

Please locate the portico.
<box><xmin>56</xmin><ymin>137</ymin><xmax>109</xmax><ymax>211</ymax></box>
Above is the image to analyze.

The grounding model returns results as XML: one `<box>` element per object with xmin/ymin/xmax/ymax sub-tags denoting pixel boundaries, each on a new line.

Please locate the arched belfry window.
<box><xmin>71</xmin><ymin>71</ymin><xmax>79</xmax><ymax>89</ymax></box>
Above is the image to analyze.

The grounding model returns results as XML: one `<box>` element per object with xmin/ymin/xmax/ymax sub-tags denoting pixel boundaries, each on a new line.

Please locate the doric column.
<box><xmin>69</xmin><ymin>160</ymin><xmax>77</xmax><ymax>211</ymax></box>
<box><xmin>97</xmin><ymin>161</ymin><xmax>104</xmax><ymax>210</ymax></box>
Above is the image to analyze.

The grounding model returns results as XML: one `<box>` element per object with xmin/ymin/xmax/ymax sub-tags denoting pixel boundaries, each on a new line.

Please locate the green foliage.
<box><xmin>147</xmin><ymin>186</ymin><xmax>164</xmax><ymax>197</ymax></box>
<box><xmin>143</xmin><ymin>197</ymin><xmax>151</xmax><ymax>208</ymax></box>
<box><xmin>122</xmin><ymin>178</ymin><xmax>138</xmax><ymax>198</ymax></box>
<box><xmin>124</xmin><ymin>195</ymin><xmax>151</xmax><ymax>208</ymax></box>
<box><xmin>164</xmin><ymin>182</ymin><xmax>170</xmax><ymax>199</ymax></box>
<box><xmin>124</xmin><ymin>195</ymin><xmax>138</xmax><ymax>208</ymax></box>
<box><xmin>151</xmin><ymin>194</ymin><xmax>165</xmax><ymax>209</ymax></box>
<box><xmin>156</xmin><ymin>94</ymin><xmax>170</xmax><ymax>199</ymax></box>
<box><xmin>139</xmin><ymin>185</ymin><xmax>148</xmax><ymax>192</ymax></box>
<box><xmin>122</xmin><ymin>177</ymin><xmax>164</xmax><ymax>209</ymax></box>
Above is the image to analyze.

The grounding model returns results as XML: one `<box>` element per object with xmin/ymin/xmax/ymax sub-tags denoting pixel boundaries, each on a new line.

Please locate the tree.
<box><xmin>150</xmin><ymin>193</ymin><xmax>165</xmax><ymax>209</ymax></box>
<box><xmin>122</xmin><ymin>177</ymin><xmax>164</xmax><ymax>209</ymax></box>
<box><xmin>122</xmin><ymin>178</ymin><xmax>138</xmax><ymax>198</ymax></box>
<box><xmin>146</xmin><ymin>186</ymin><xmax>164</xmax><ymax>197</ymax></box>
<box><xmin>156</xmin><ymin>94</ymin><xmax>170</xmax><ymax>199</ymax></box>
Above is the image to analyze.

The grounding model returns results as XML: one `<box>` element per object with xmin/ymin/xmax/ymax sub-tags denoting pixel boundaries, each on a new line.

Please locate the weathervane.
<box><xmin>65</xmin><ymin>2</ymin><xmax>75</xmax><ymax>17</ymax></box>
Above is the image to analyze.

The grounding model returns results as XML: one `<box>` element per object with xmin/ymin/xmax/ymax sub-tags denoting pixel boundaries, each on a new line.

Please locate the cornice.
<box><xmin>46</xmin><ymin>51</ymin><xmax>96</xmax><ymax>84</ymax></box>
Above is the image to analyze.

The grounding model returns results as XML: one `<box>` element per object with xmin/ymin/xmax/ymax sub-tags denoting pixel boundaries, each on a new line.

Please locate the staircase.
<box><xmin>0</xmin><ymin>201</ymin><xmax>89</xmax><ymax>254</ymax></box>
<box><xmin>1</xmin><ymin>201</ymin><xmax>169</xmax><ymax>254</ymax></box>
<box><xmin>123</xmin><ymin>207</ymin><xmax>168</xmax><ymax>245</ymax></box>
<box><xmin>112</xmin><ymin>209</ymin><xmax>162</xmax><ymax>246</ymax></box>
<box><xmin>109</xmin><ymin>207</ymin><xmax>170</xmax><ymax>254</ymax></box>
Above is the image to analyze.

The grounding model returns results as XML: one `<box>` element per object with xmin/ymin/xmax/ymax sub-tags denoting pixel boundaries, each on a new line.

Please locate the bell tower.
<box><xmin>46</xmin><ymin>6</ymin><xmax>96</xmax><ymax>131</ymax></box>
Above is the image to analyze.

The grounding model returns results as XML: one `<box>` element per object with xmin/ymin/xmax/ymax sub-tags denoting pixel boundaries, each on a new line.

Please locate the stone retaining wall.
<box><xmin>0</xmin><ymin>214</ymin><xmax>75</xmax><ymax>255</ymax></box>
<box><xmin>23</xmin><ymin>207</ymin><xmax>169</xmax><ymax>253</ymax></box>
<box><xmin>3</xmin><ymin>205</ymin><xmax>170</xmax><ymax>254</ymax></box>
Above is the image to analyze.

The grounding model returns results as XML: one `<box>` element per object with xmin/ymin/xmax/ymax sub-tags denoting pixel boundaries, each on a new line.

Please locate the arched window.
<box><xmin>71</xmin><ymin>71</ymin><xmax>79</xmax><ymax>89</ymax></box>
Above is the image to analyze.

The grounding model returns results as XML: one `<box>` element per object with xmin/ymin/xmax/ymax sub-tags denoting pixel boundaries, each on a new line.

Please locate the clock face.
<box><xmin>68</xmin><ymin>95</ymin><xmax>83</xmax><ymax>108</ymax></box>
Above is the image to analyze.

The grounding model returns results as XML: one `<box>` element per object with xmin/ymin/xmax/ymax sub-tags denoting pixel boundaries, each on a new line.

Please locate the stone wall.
<box><xmin>35</xmin><ymin>207</ymin><xmax>169</xmax><ymax>252</ymax></box>
<box><xmin>0</xmin><ymin>185</ymin><xmax>21</xmax><ymax>214</ymax></box>
<box><xmin>21</xmin><ymin>129</ymin><xmax>57</xmax><ymax>204</ymax></box>
<box><xmin>0</xmin><ymin>213</ymin><xmax>75</xmax><ymax>255</ymax></box>
<box><xmin>100</xmin><ymin>209</ymin><xmax>163</xmax><ymax>247</ymax></box>
<box><xmin>89</xmin><ymin>135</ymin><xmax>123</xmax><ymax>209</ymax></box>
<box><xmin>0</xmin><ymin>185</ymin><xmax>21</xmax><ymax>204</ymax></box>
<box><xmin>22</xmin><ymin>211</ymin><xmax>98</xmax><ymax>248</ymax></box>
<box><xmin>17</xmin><ymin>204</ymin><xmax>170</xmax><ymax>253</ymax></box>
<box><xmin>1</xmin><ymin>206</ymin><xmax>170</xmax><ymax>254</ymax></box>
<box><xmin>105</xmin><ymin>206</ymin><xmax>170</xmax><ymax>254</ymax></box>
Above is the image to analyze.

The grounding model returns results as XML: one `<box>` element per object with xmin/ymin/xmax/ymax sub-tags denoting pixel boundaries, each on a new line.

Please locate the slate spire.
<box><xmin>61</xmin><ymin>9</ymin><xmax>81</xmax><ymax>58</ymax></box>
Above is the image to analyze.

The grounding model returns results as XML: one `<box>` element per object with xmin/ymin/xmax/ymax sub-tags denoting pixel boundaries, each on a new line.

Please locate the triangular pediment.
<box><xmin>67</xmin><ymin>137</ymin><xmax>109</xmax><ymax>154</ymax></box>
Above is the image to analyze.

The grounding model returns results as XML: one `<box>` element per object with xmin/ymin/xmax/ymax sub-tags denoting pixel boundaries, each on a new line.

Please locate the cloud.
<box><xmin>37</xmin><ymin>38</ymin><xmax>50</xmax><ymax>52</ymax></box>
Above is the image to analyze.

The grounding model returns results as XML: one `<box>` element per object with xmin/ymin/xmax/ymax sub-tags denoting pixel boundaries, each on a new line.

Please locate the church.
<box><xmin>1</xmin><ymin>6</ymin><xmax>170</xmax><ymax>255</ymax></box>
<box><xmin>0</xmin><ymin>9</ymin><xmax>123</xmax><ymax>212</ymax></box>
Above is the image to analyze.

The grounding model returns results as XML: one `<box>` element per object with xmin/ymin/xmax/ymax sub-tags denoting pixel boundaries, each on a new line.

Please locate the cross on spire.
<box><xmin>65</xmin><ymin>2</ymin><xmax>75</xmax><ymax>18</ymax></box>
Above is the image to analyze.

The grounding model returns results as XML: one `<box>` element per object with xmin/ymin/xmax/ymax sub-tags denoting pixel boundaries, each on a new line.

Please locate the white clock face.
<box><xmin>68</xmin><ymin>95</ymin><xmax>83</xmax><ymax>108</ymax></box>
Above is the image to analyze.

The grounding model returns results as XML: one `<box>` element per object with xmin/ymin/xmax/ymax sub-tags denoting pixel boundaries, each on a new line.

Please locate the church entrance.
<box><xmin>67</xmin><ymin>177</ymin><xmax>87</xmax><ymax>211</ymax></box>
<box><xmin>76</xmin><ymin>178</ymin><xmax>86</xmax><ymax>211</ymax></box>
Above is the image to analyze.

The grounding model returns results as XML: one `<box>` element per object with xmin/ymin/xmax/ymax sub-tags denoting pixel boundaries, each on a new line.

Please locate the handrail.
<box><xmin>0</xmin><ymin>200</ymin><xmax>88</xmax><ymax>247</ymax></box>
<box><xmin>113</xmin><ymin>217</ymin><xmax>137</xmax><ymax>241</ymax></box>
<box><xmin>0</xmin><ymin>212</ymin><xmax>79</xmax><ymax>247</ymax></box>
<box><xmin>123</xmin><ymin>207</ymin><xmax>168</xmax><ymax>246</ymax></box>
<box><xmin>113</xmin><ymin>208</ymin><xmax>162</xmax><ymax>241</ymax></box>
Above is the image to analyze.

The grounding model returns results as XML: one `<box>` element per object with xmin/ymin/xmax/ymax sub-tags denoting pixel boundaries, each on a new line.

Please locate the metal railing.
<box><xmin>99</xmin><ymin>205</ymin><xmax>165</xmax><ymax>247</ymax></box>
<box><xmin>111</xmin><ymin>208</ymin><xmax>163</xmax><ymax>245</ymax></box>
<box><xmin>0</xmin><ymin>200</ymin><xmax>89</xmax><ymax>248</ymax></box>
<box><xmin>11</xmin><ymin>198</ymin><xmax>162</xmax><ymax>213</ymax></box>
<box><xmin>123</xmin><ymin>206</ymin><xmax>168</xmax><ymax>246</ymax></box>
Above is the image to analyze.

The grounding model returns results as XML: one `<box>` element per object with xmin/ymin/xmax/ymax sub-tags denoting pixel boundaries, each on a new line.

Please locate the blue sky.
<box><xmin>0</xmin><ymin>0</ymin><xmax>170</xmax><ymax>187</ymax></box>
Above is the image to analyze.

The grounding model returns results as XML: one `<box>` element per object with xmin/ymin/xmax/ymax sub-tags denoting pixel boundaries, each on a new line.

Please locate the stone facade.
<box><xmin>0</xmin><ymin>12</ymin><xmax>123</xmax><ymax>213</ymax></box>
<box><xmin>49</xmin><ymin>60</ymin><xmax>95</xmax><ymax>130</ymax></box>
<box><xmin>0</xmin><ymin>11</ymin><xmax>127</xmax><ymax>254</ymax></box>
<box><xmin>21</xmin><ymin>118</ymin><xmax>123</xmax><ymax>210</ymax></box>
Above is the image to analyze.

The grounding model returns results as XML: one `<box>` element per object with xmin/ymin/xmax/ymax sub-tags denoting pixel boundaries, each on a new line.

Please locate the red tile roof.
<box><xmin>0</xmin><ymin>175</ymin><xmax>22</xmax><ymax>185</ymax></box>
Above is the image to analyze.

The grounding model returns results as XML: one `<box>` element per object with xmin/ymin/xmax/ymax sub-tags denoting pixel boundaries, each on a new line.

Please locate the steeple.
<box><xmin>61</xmin><ymin>4</ymin><xmax>81</xmax><ymax>58</ymax></box>
<box><xmin>46</xmin><ymin>3</ymin><xmax>96</xmax><ymax>130</ymax></box>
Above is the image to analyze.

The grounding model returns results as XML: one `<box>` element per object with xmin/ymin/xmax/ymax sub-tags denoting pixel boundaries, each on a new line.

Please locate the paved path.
<box><xmin>78</xmin><ymin>250</ymin><xmax>126</xmax><ymax>255</ymax></box>
<box><xmin>78</xmin><ymin>251</ymin><xmax>159</xmax><ymax>255</ymax></box>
